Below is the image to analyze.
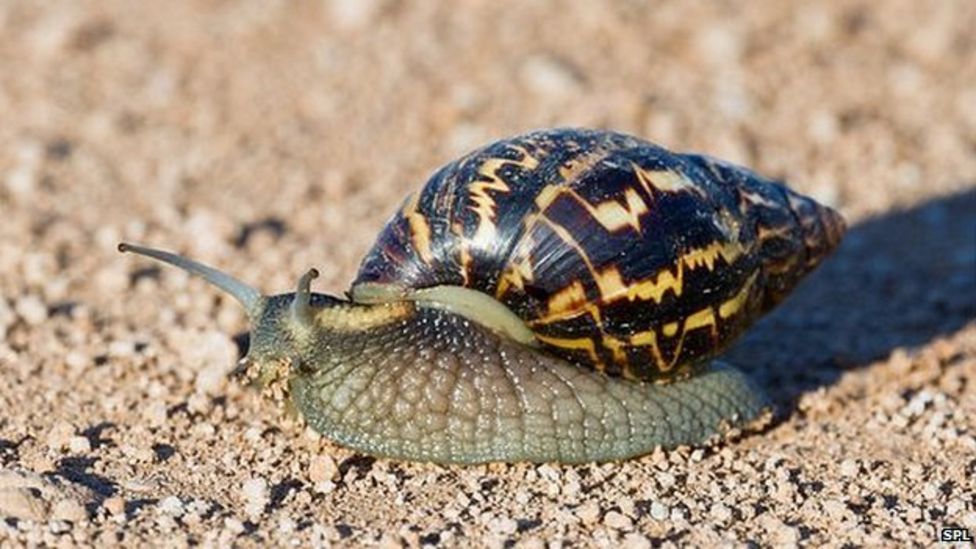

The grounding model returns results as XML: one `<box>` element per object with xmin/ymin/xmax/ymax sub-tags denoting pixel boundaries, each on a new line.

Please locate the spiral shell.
<box><xmin>353</xmin><ymin>128</ymin><xmax>844</xmax><ymax>381</ymax></box>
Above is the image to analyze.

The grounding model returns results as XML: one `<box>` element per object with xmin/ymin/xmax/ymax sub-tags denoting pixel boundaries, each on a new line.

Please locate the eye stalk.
<box><xmin>291</xmin><ymin>268</ymin><xmax>319</xmax><ymax>325</ymax></box>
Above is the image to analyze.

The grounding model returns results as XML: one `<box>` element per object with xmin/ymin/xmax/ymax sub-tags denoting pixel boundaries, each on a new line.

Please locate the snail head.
<box><xmin>118</xmin><ymin>243</ymin><xmax>345</xmax><ymax>389</ymax></box>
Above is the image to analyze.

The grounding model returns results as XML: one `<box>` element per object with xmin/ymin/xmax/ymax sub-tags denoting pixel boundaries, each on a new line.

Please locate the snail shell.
<box><xmin>353</xmin><ymin>129</ymin><xmax>844</xmax><ymax>380</ymax></box>
<box><xmin>119</xmin><ymin>128</ymin><xmax>844</xmax><ymax>463</ymax></box>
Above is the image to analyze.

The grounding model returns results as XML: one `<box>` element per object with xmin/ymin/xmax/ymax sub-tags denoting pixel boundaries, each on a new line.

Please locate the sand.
<box><xmin>1</xmin><ymin>0</ymin><xmax>974</xmax><ymax>547</ymax></box>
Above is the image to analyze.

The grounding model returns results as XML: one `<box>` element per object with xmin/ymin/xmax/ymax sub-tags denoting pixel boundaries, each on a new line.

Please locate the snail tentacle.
<box><xmin>118</xmin><ymin>242</ymin><xmax>264</xmax><ymax>318</ymax></box>
<box><xmin>291</xmin><ymin>268</ymin><xmax>319</xmax><ymax>326</ymax></box>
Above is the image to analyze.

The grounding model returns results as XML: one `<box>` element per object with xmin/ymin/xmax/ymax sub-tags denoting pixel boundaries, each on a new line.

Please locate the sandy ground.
<box><xmin>1</xmin><ymin>0</ymin><xmax>975</xmax><ymax>547</ymax></box>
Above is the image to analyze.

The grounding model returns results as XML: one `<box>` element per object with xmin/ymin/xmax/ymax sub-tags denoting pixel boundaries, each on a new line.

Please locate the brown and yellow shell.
<box><xmin>353</xmin><ymin>128</ymin><xmax>845</xmax><ymax>381</ymax></box>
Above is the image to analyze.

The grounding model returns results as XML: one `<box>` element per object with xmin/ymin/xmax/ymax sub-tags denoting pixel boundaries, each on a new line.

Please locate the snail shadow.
<box><xmin>726</xmin><ymin>187</ymin><xmax>976</xmax><ymax>409</ymax></box>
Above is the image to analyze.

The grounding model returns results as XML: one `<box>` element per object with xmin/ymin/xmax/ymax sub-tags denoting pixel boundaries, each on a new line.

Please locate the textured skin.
<box><xmin>271</xmin><ymin>302</ymin><xmax>770</xmax><ymax>464</ymax></box>
<box><xmin>355</xmin><ymin>128</ymin><xmax>845</xmax><ymax>380</ymax></box>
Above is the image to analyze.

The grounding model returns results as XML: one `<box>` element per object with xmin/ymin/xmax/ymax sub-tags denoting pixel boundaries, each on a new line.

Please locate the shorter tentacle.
<box><xmin>291</xmin><ymin>268</ymin><xmax>320</xmax><ymax>326</ymax></box>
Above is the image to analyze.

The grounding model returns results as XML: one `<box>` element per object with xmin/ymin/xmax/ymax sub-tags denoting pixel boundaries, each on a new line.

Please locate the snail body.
<box><xmin>120</xmin><ymin>128</ymin><xmax>844</xmax><ymax>464</ymax></box>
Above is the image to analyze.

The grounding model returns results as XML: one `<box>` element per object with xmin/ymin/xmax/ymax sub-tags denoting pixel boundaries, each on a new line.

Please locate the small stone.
<box><xmin>308</xmin><ymin>455</ymin><xmax>339</xmax><ymax>483</ymax></box>
<box><xmin>657</xmin><ymin>472</ymin><xmax>676</xmax><ymax>490</ymax></box>
<box><xmin>186</xmin><ymin>499</ymin><xmax>212</xmax><ymax>517</ymax></box>
<box><xmin>224</xmin><ymin>517</ymin><xmax>245</xmax><ymax>534</ymax></box>
<box><xmin>49</xmin><ymin>520</ymin><xmax>72</xmax><ymax>534</ymax></box>
<box><xmin>649</xmin><ymin>501</ymin><xmax>669</xmax><ymax>521</ymax></box>
<box><xmin>278</xmin><ymin>516</ymin><xmax>296</xmax><ymax>534</ymax></box>
<box><xmin>314</xmin><ymin>481</ymin><xmax>336</xmax><ymax>495</ymax></box>
<box><xmin>576</xmin><ymin>501</ymin><xmax>601</xmax><ymax>525</ymax></box>
<box><xmin>901</xmin><ymin>390</ymin><xmax>934</xmax><ymax>418</ymax></box>
<box><xmin>142</xmin><ymin>400</ymin><xmax>168</xmax><ymax>426</ymax></box>
<box><xmin>242</xmin><ymin>477</ymin><xmax>268</xmax><ymax>516</ymax></box>
<box><xmin>103</xmin><ymin>496</ymin><xmax>125</xmax><ymax>516</ymax></box>
<box><xmin>65</xmin><ymin>350</ymin><xmax>89</xmax><ymax>371</ymax></box>
<box><xmin>158</xmin><ymin>496</ymin><xmax>184</xmax><ymax>516</ymax></box>
<box><xmin>710</xmin><ymin>502</ymin><xmax>732</xmax><ymax>523</ymax></box>
<box><xmin>68</xmin><ymin>436</ymin><xmax>91</xmax><ymax>454</ymax></box>
<box><xmin>51</xmin><ymin>498</ymin><xmax>87</xmax><ymax>522</ymax></box>
<box><xmin>621</xmin><ymin>532</ymin><xmax>652</xmax><ymax>549</ymax></box>
<box><xmin>519</xmin><ymin>538</ymin><xmax>546</xmax><ymax>549</ymax></box>
<box><xmin>487</xmin><ymin>516</ymin><xmax>517</xmax><ymax>535</ymax></box>
<box><xmin>946</xmin><ymin>498</ymin><xmax>965</xmax><ymax>518</ymax></box>
<box><xmin>15</xmin><ymin>295</ymin><xmax>47</xmax><ymax>326</ymax></box>
<box><xmin>187</xmin><ymin>393</ymin><xmax>210</xmax><ymax>414</ymax></box>
<box><xmin>107</xmin><ymin>339</ymin><xmax>136</xmax><ymax>357</ymax></box>
<box><xmin>604</xmin><ymin>510</ymin><xmax>633</xmax><ymax>530</ymax></box>
<box><xmin>772</xmin><ymin>524</ymin><xmax>800</xmax><ymax>545</ymax></box>
<box><xmin>46</xmin><ymin>421</ymin><xmax>75</xmax><ymax>450</ymax></box>
<box><xmin>195</xmin><ymin>362</ymin><xmax>229</xmax><ymax>395</ymax></box>
<box><xmin>0</xmin><ymin>487</ymin><xmax>49</xmax><ymax>521</ymax></box>
<box><xmin>822</xmin><ymin>499</ymin><xmax>848</xmax><ymax>520</ymax></box>
<box><xmin>839</xmin><ymin>459</ymin><xmax>860</xmax><ymax>477</ymax></box>
<box><xmin>191</xmin><ymin>421</ymin><xmax>216</xmax><ymax>438</ymax></box>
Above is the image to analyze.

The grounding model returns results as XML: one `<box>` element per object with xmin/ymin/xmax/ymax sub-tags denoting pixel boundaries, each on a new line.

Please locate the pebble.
<box><xmin>839</xmin><ymin>459</ymin><xmax>860</xmax><ymax>477</ymax></box>
<box><xmin>314</xmin><ymin>481</ymin><xmax>337</xmax><ymax>495</ymax></box>
<box><xmin>657</xmin><ymin>472</ymin><xmax>676</xmax><ymax>490</ymax></box>
<box><xmin>46</xmin><ymin>421</ymin><xmax>76</xmax><ymax>451</ymax></box>
<box><xmin>142</xmin><ymin>400</ymin><xmax>169</xmax><ymax>426</ymax></box>
<box><xmin>308</xmin><ymin>455</ymin><xmax>339</xmax><ymax>483</ymax></box>
<box><xmin>107</xmin><ymin>340</ymin><xmax>136</xmax><ymax>358</ymax></box>
<box><xmin>68</xmin><ymin>436</ymin><xmax>92</xmax><ymax>454</ymax></box>
<box><xmin>0</xmin><ymin>487</ymin><xmax>49</xmax><ymax>521</ymax></box>
<box><xmin>15</xmin><ymin>295</ymin><xmax>47</xmax><ymax>326</ymax></box>
<box><xmin>49</xmin><ymin>520</ymin><xmax>72</xmax><ymax>534</ymax></box>
<box><xmin>51</xmin><ymin>498</ymin><xmax>87</xmax><ymax>522</ymax></box>
<box><xmin>518</xmin><ymin>538</ymin><xmax>546</xmax><ymax>549</ymax></box>
<box><xmin>187</xmin><ymin>499</ymin><xmax>212</xmax><ymax>518</ymax></box>
<box><xmin>822</xmin><ymin>499</ymin><xmax>849</xmax><ymax>520</ymax></box>
<box><xmin>576</xmin><ymin>501</ymin><xmax>601</xmax><ymax>525</ymax></box>
<box><xmin>224</xmin><ymin>517</ymin><xmax>245</xmax><ymax>535</ymax></box>
<box><xmin>278</xmin><ymin>516</ymin><xmax>296</xmax><ymax>534</ymax></box>
<box><xmin>64</xmin><ymin>350</ymin><xmax>89</xmax><ymax>371</ymax></box>
<box><xmin>487</xmin><ymin>516</ymin><xmax>517</xmax><ymax>535</ymax></box>
<box><xmin>242</xmin><ymin>477</ymin><xmax>268</xmax><ymax>516</ymax></box>
<box><xmin>649</xmin><ymin>501</ymin><xmax>669</xmax><ymax>521</ymax></box>
<box><xmin>710</xmin><ymin>502</ymin><xmax>732</xmax><ymax>523</ymax></box>
<box><xmin>900</xmin><ymin>391</ymin><xmax>934</xmax><ymax>418</ymax></box>
<box><xmin>191</xmin><ymin>421</ymin><xmax>216</xmax><ymax>438</ymax></box>
<box><xmin>604</xmin><ymin>510</ymin><xmax>633</xmax><ymax>530</ymax></box>
<box><xmin>103</xmin><ymin>496</ymin><xmax>125</xmax><ymax>516</ymax></box>
<box><xmin>621</xmin><ymin>533</ymin><xmax>652</xmax><ymax>549</ymax></box>
<box><xmin>195</xmin><ymin>362</ymin><xmax>229</xmax><ymax>395</ymax></box>
<box><xmin>158</xmin><ymin>496</ymin><xmax>185</xmax><ymax>516</ymax></box>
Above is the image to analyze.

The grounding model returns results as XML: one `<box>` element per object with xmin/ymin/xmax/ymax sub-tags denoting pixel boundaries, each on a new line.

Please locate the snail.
<box><xmin>119</xmin><ymin>128</ymin><xmax>844</xmax><ymax>464</ymax></box>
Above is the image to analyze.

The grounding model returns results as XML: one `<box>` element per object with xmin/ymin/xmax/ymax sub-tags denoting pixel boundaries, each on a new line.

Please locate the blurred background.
<box><xmin>0</xmin><ymin>1</ymin><xmax>973</xmax><ymax>545</ymax></box>
<box><xmin>1</xmin><ymin>0</ymin><xmax>972</xmax><ymax>298</ymax></box>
